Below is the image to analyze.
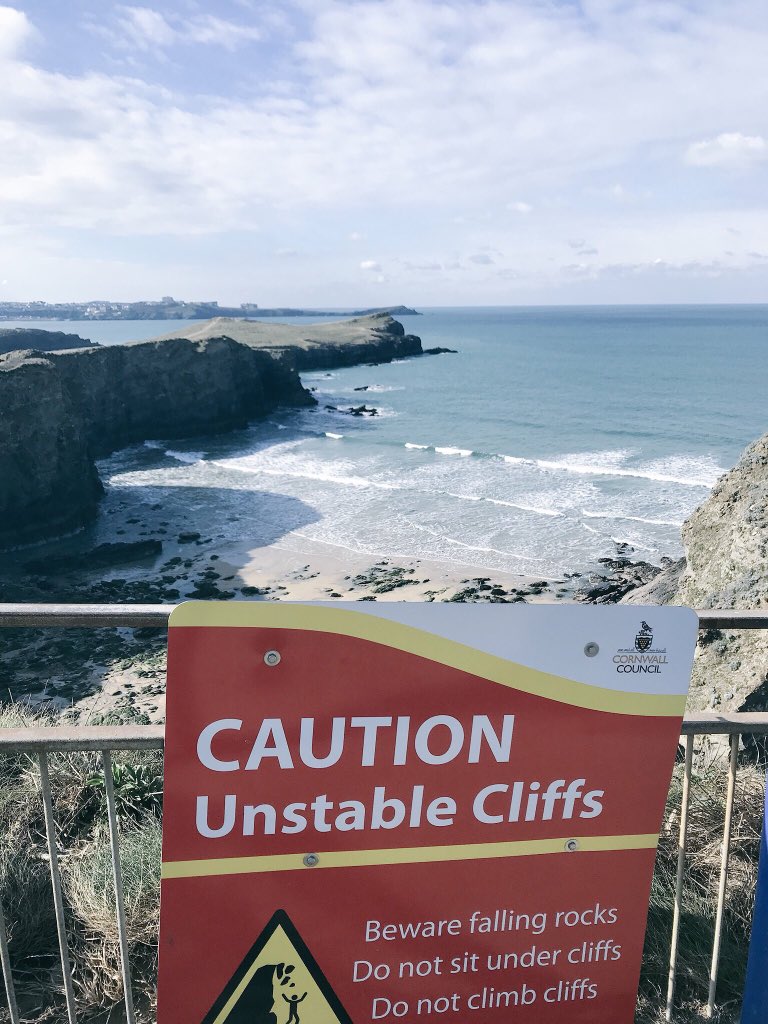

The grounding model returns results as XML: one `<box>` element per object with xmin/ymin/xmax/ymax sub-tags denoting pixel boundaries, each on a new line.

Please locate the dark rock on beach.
<box><xmin>576</xmin><ymin>557</ymin><xmax>662</xmax><ymax>604</ymax></box>
<box><xmin>24</xmin><ymin>540</ymin><xmax>162</xmax><ymax>574</ymax></box>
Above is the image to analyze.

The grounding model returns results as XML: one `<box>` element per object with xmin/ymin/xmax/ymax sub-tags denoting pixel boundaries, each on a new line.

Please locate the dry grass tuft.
<box><xmin>0</xmin><ymin>702</ymin><xmax>161</xmax><ymax>1022</ymax></box>
<box><xmin>638</xmin><ymin>745</ymin><xmax>764</xmax><ymax>1022</ymax></box>
<box><xmin>62</xmin><ymin>819</ymin><xmax>161</xmax><ymax>1011</ymax></box>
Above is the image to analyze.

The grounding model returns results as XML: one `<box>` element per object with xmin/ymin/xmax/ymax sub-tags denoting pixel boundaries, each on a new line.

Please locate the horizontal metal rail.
<box><xmin>0</xmin><ymin>726</ymin><xmax>164</xmax><ymax>750</ymax></box>
<box><xmin>0</xmin><ymin>603</ymin><xmax>174</xmax><ymax>628</ymax></box>
<box><xmin>0</xmin><ymin>716</ymin><xmax>765</xmax><ymax>751</ymax></box>
<box><xmin>2</xmin><ymin>603</ymin><xmax>768</xmax><ymax>629</ymax></box>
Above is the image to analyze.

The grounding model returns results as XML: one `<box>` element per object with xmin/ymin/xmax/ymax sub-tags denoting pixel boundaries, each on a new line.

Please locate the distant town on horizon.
<box><xmin>0</xmin><ymin>298</ymin><xmax>421</xmax><ymax>322</ymax></box>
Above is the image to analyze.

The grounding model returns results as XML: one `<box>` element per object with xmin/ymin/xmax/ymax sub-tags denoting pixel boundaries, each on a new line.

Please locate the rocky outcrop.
<box><xmin>0</xmin><ymin>328</ymin><xmax>97</xmax><ymax>355</ymax></box>
<box><xmin>151</xmin><ymin>313</ymin><xmax>423</xmax><ymax>369</ymax></box>
<box><xmin>576</xmin><ymin>556</ymin><xmax>667</xmax><ymax>604</ymax></box>
<box><xmin>0</xmin><ymin>316</ymin><xmax>425</xmax><ymax>548</ymax></box>
<box><xmin>52</xmin><ymin>336</ymin><xmax>311</xmax><ymax>457</ymax></box>
<box><xmin>0</xmin><ymin>337</ymin><xmax>312</xmax><ymax>546</ymax></box>
<box><xmin>623</xmin><ymin>432</ymin><xmax>768</xmax><ymax>710</ymax></box>
<box><xmin>621</xmin><ymin>557</ymin><xmax>686</xmax><ymax>606</ymax></box>
<box><xmin>0</xmin><ymin>352</ymin><xmax>103</xmax><ymax>544</ymax></box>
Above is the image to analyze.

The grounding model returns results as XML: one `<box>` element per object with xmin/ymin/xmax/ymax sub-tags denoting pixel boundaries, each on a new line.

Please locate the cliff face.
<box><xmin>0</xmin><ymin>328</ymin><xmax>97</xmax><ymax>355</ymax></box>
<box><xmin>0</xmin><ymin>353</ymin><xmax>103</xmax><ymax>544</ymax></box>
<box><xmin>0</xmin><ymin>337</ymin><xmax>313</xmax><ymax>546</ymax></box>
<box><xmin>51</xmin><ymin>336</ymin><xmax>311</xmax><ymax>456</ymax></box>
<box><xmin>624</xmin><ymin>432</ymin><xmax>768</xmax><ymax>711</ymax></box>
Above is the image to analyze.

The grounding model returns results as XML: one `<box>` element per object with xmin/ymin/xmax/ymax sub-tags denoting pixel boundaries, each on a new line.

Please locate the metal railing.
<box><xmin>1</xmin><ymin>604</ymin><xmax>767</xmax><ymax>1024</ymax></box>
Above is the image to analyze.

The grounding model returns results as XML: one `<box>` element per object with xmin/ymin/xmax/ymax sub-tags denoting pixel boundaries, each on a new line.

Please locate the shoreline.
<box><xmin>13</xmin><ymin>540</ymin><xmax>570</xmax><ymax>723</ymax></box>
<box><xmin>0</xmin><ymin>518</ymin><xmax>663</xmax><ymax>724</ymax></box>
<box><xmin>216</xmin><ymin>533</ymin><xmax>570</xmax><ymax>603</ymax></box>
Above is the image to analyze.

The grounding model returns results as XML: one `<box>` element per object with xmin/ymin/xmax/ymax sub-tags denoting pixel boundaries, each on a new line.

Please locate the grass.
<box><xmin>0</xmin><ymin>709</ymin><xmax>764</xmax><ymax>1023</ymax></box>
<box><xmin>637</xmin><ymin>747</ymin><xmax>764</xmax><ymax>1022</ymax></box>
<box><xmin>0</xmin><ymin>704</ymin><xmax>162</xmax><ymax>1022</ymax></box>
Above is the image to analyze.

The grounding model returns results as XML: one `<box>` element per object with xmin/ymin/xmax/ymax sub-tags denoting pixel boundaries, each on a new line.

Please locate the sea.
<box><xmin>6</xmin><ymin>305</ymin><xmax>768</xmax><ymax>578</ymax></box>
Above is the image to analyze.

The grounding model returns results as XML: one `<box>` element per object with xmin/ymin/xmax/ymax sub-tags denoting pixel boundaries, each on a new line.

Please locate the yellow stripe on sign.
<box><xmin>168</xmin><ymin>602</ymin><xmax>686</xmax><ymax>717</ymax></box>
<box><xmin>162</xmin><ymin>833</ymin><xmax>659</xmax><ymax>880</ymax></box>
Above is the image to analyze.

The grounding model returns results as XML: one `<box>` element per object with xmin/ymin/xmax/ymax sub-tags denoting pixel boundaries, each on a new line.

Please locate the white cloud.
<box><xmin>0</xmin><ymin>5</ymin><xmax>33</xmax><ymax>57</ymax></box>
<box><xmin>685</xmin><ymin>132</ymin><xmax>768</xmax><ymax>168</ymax></box>
<box><xmin>1</xmin><ymin>0</ymin><xmax>766</xmax><ymax>240</ymax></box>
<box><xmin>117</xmin><ymin>6</ymin><xmax>175</xmax><ymax>50</ymax></box>
<box><xmin>113</xmin><ymin>5</ymin><xmax>260</xmax><ymax>52</ymax></box>
<box><xmin>0</xmin><ymin>0</ymin><xmax>768</xmax><ymax>302</ymax></box>
<box><xmin>183</xmin><ymin>14</ymin><xmax>261</xmax><ymax>50</ymax></box>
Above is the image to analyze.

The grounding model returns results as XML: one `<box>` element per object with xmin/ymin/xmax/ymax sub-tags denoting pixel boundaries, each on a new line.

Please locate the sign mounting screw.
<box><xmin>264</xmin><ymin>650</ymin><xmax>281</xmax><ymax>667</ymax></box>
<box><xmin>303</xmin><ymin>853</ymin><xmax>320</xmax><ymax>867</ymax></box>
<box><xmin>583</xmin><ymin>642</ymin><xmax>599</xmax><ymax>658</ymax></box>
<box><xmin>564</xmin><ymin>839</ymin><xmax>580</xmax><ymax>853</ymax></box>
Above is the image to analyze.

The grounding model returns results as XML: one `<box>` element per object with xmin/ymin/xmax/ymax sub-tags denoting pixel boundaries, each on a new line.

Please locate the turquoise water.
<box><xmin>15</xmin><ymin>306</ymin><xmax>768</xmax><ymax>576</ymax></box>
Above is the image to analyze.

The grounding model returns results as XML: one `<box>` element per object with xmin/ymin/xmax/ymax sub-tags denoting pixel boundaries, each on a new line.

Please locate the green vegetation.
<box><xmin>0</xmin><ymin>708</ymin><xmax>763</xmax><ymax>1023</ymax></box>
<box><xmin>0</xmin><ymin>705</ymin><xmax>161</xmax><ymax>1022</ymax></box>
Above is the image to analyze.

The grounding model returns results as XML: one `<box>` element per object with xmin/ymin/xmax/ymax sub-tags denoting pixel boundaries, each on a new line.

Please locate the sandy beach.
<box><xmin>2</xmin><ymin>529</ymin><xmax>581</xmax><ymax>724</ymax></box>
<box><xmin>216</xmin><ymin>534</ymin><xmax>566</xmax><ymax>603</ymax></box>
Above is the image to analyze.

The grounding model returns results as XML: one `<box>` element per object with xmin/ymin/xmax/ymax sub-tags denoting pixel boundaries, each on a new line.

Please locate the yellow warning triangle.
<box><xmin>203</xmin><ymin>909</ymin><xmax>353</xmax><ymax>1024</ymax></box>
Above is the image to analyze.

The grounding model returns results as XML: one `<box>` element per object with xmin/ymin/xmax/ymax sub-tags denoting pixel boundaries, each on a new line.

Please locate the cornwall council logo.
<box><xmin>635</xmin><ymin>621</ymin><xmax>653</xmax><ymax>652</ymax></box>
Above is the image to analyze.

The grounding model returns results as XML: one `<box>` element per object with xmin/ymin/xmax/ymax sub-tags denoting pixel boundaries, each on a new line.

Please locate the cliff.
<box><xmin>0</xmin><ymin>337</ymin><xmax>312</xmax><ymax>546</ymax></box>
<box><xmin>0</xmin><ymin>316</ymin><xmax>424</xmax><ymax>547</ymax></box>
<box><xmin>0</xmin><ymin>328</ymin><xmax>97</xmax><ymax>355</ymax></box>
<box><xmin>0</xmin><ymin>352</ymin><xmax>104</xmax><ymax>544</ymax></box>
<box><xmin>624</xmin><ymin>432</ymin><xmax>768</xmax><ymax>711</ymax></box>
<box><xmin>150</xmin><ymin>313</ymin><xmax>423</xmax><ymax>368</ymax></box>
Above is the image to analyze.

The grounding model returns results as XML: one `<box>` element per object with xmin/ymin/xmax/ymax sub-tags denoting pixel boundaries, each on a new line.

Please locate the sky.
<box><xmin>1</xmin><ymin>0</ymin><xmax>767</xmax><ymax>306</ymax></box>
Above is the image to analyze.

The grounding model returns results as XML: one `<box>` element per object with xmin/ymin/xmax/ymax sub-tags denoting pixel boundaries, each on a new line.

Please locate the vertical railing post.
<box><xmin>666</xmin><ymin>733</ymin><xmax>694</xmax><ymax>1020</ymax></box>
<box><xmin>0</xmin><ymin>895</ymin><xmax>20</xmax><ymax>1024</ymax></box>
<box><xmin>101</xmin><ymin>750</ymin><xmax>136</xmax><ymax>1024</ymax></box>
<box><xmin>706</xmin><ymin>733</ymin><xmax>739</xmax><ymax>1017</ymax></box>
<box><xmin>38</xmin><ymin>751</ymin><xmax>78</xmax><ymax>1024</ymax></box>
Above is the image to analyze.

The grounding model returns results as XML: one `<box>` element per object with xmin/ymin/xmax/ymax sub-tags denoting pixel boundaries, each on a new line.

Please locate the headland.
<box><xmin>0</xmin><ymin>314</ymin><xmax>422</xmax><ymax>547</ymax></box>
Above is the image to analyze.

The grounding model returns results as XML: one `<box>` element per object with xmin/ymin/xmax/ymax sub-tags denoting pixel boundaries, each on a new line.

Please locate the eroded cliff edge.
<box><xmin>0</xmin><ymin>315</ymin><xmax>423</xmax><ymax>547</ymax></box>
<box><xmin>624</xmin><ymin>431</ymin><xmax>768</xmax><ymax>711</ymax></box>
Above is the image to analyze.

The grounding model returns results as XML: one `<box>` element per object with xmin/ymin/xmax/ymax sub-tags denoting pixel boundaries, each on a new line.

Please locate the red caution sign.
<box><xmin>157</xmin><ymin>603</ymin><xmax>696</xmax><ymax>1024</ymax></box>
